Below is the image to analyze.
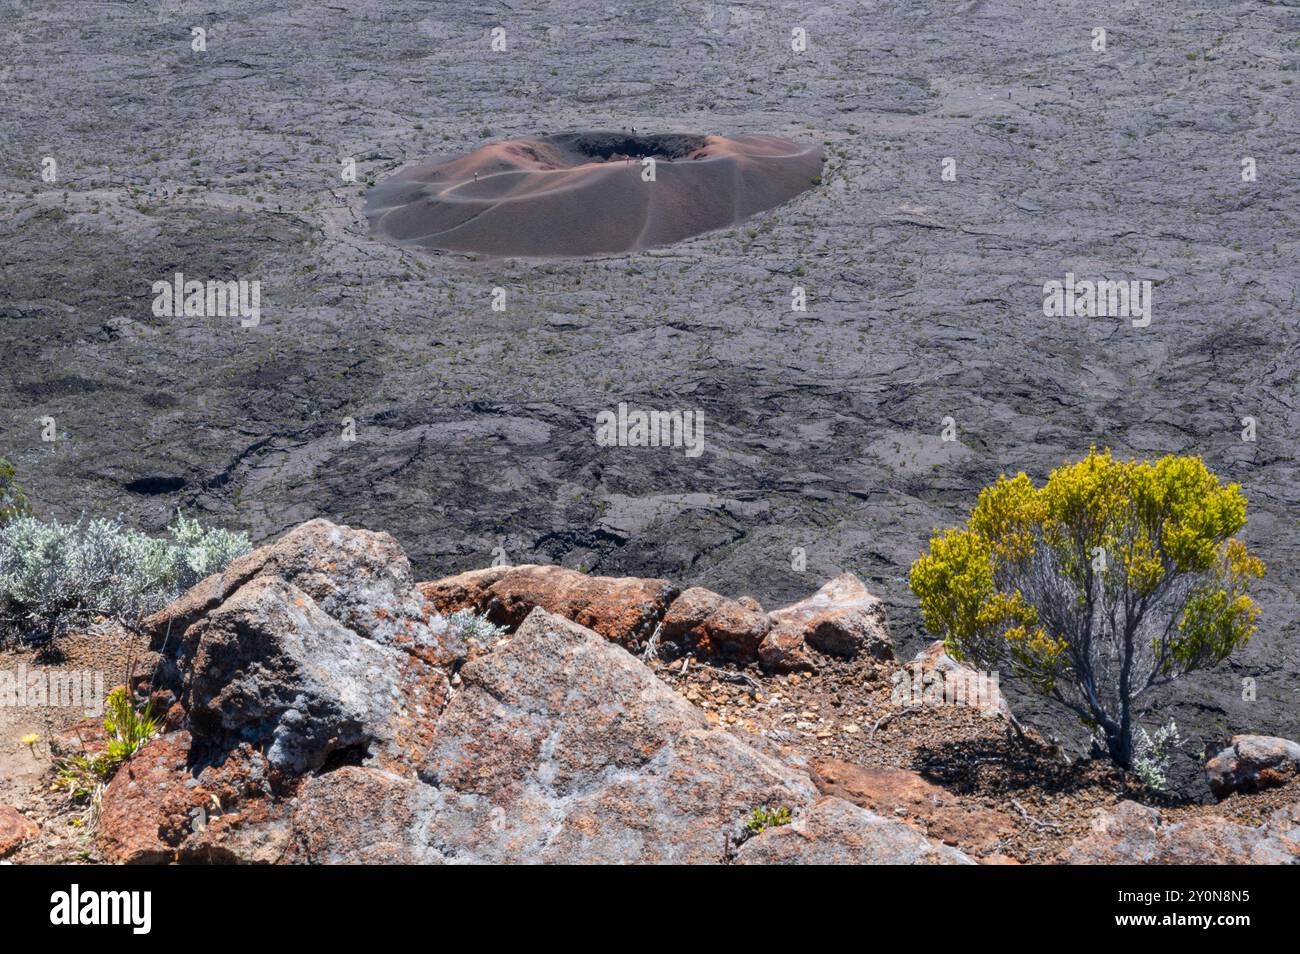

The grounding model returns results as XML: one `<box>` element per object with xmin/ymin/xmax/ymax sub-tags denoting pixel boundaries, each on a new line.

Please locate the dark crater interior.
<box><xmin>553</xmin><ymin>132</ymin><xmax>709</xmax><ymax>161</ymax></box>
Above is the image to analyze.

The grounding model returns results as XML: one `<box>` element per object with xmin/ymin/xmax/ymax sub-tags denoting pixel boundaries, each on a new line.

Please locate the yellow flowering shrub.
<box><xmin>909</xmin><ymin>449</ymin><xmax>1262</xmax><ymax>768</ymax></box>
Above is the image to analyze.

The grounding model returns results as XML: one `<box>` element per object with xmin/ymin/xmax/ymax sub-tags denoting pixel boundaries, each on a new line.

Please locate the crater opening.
<box><xmin>554</xmin><ymin>132</ymin><xmax>709</xmax><ymax>162</ymax></box>
<box><xmin>364</xmin><ymin>130</ymin><xmax>823</xmax><ymax>258</ymax></box>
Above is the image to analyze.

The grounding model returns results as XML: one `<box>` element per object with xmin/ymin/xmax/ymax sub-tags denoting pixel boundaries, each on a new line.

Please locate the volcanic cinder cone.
<box><xmin>364</xmin><ymin>132</ymin><xmax>824</xmax><ymax>258</ymax></box>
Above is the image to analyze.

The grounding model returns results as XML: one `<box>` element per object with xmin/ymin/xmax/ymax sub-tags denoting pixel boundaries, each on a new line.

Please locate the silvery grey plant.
<box><xmin>431</xmin><ymin>608</ymin><xmax>507</xmax><ymax>646</ymax></box>
<box><xmin>0</xmin><ymin>512</ymin><xmax>251</xmax><ymax>639</ymax></box>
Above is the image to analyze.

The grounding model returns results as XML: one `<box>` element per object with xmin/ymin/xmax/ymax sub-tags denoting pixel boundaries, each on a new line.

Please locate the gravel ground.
<box><xmin>1</xmin><ymin>0</ymin><xmax>1298</xmax><ymax>796</ymax></box>
<box><xmin>0</xmin><ymin>626</ymin><xmax>149</xmax><ymax>863</ymax></box>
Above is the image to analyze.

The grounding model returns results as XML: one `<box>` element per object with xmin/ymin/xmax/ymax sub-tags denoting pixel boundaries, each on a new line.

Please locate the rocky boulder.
<box><xmin>1205</xmin><ymin>735</ymin><xmax>1300</xmax><ymax>798</ymax></box>
<box><xmin>1057</xmin><ymin>800</ymin><xmax>1300</xmax><ymax>864</ymax></box>
<box><xmin>97</xmin><ymin>731</ymin><xmax>292</xmax><ymax>864</ymax></box>
<box><xmin>135</xmin><ymin>521</ymin><xmax>466</xmax><ymax>777</ymax></box>
<box><xmin>146</xmin><ymin>519</ymin><xmax>466</xmax><ymax>678</ymax></box>
<box><xmin>766</xmin><ymin>572</ymin><xmax>893</xmax><ymax>660</ymax></box>
<box><xmin>97</xmin><ymin>731</ymin><xmax>208</xmax><ymax>864</ymax></box>
<box><xmin>418</xmin><ymin>565</ymin><xmax>899</xmax><ymax>670</ymax></box>
<box><xmin>417</xmin><ymin>566</ymin><xmax>511</xmax><ymax>615</ymax></box>
<box><xmin>291</xmin><ymin>767</ymin><xmax>434</xmax><ymax>864</ymax></box>
<box><xmin>181</xmin><ymin>575</ymin><xmax>450</xmax><ymax>774</ymax></box>
<box><xmin>404</xmin><ymin>608</ymin><xmax>820</xmax><ymax>863</ymax></box>
<box><xmin>421</xmin><ymin>564</ymin><xmax>677</xmax><ymax>650</ymax></box>
<box><xmin>286</xmin><ymin>609</ymin><xmax>970</xmax><ymax>864</ymax></box>
<box><xmin>756</xmin><ymin>624</ymin><xmax>817</xmax><ymax>674</ymax></box>
<box><xmin>658</xmin><ymin>586</ymin><xmax>771</xmax><ymax>662</ymax></box>
<box><xmin>901</xmin><ymin>640</ymin><xmax>1017</xmax><ymax>725</ymax></box>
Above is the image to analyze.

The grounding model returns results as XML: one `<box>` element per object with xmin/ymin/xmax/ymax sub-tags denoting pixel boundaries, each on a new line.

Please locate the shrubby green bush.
<box><xmin>910</xmin><ymin>449</ymin><xmax>1263</xmax><ymax>769</ymax></box>
<box><xmin>0</xmin><ymin>511</ymin><xmax>251</xmax><ymax>639</ymax></box>
<box><xmin>52</xmin><ymin>687</ymin><xmax>162</xmax><ymax>802</ymax></box>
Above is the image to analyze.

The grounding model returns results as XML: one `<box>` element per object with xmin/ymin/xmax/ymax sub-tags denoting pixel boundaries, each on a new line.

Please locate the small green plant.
<box><xmin>746</xmin><ymin>805</ymin><xmax>792</xmax><ymax>835</ymax></box>
<box><xmin>52</xmin><ymin>688</ymin><xmax>160</xmax><ymax>803</ymax></box>
<box><xmin>103</xmin><ymin>686</ymin><xmax>161</xmax><ymax>763</ymax></box>
<box><xmin>52</xmin><ymin>752</ymin><xmax>111</xmax><ymax>803</ymax></box>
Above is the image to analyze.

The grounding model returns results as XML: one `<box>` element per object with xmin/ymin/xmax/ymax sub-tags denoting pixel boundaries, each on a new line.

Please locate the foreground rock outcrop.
<box><xmin>290</xmin><ymin>608</ymin><xmax>948</xmax><ymax>864</ymax></box>
<box><xmin>733</xmin><ymin>796</ymin><xmax>970</xmax><ymax>865</ymax></box>
<box><xmin>419</xmin><ymin>561</ymin><xmax>892</xmax><ymax>673</ymax></box>
<box><xmin>97</xmin><ymin>520</ymin><xmax>962</xmax><ymax>864</ymax></box>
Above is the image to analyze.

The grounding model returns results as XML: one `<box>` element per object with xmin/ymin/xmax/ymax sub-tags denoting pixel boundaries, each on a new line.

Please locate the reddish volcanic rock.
<box><xmin>97</xmin><ymin>731</ymin><xmax>292</xmax><ymax>864</ymax></box>
<box><xmin>767</xmin><ymin>572</ymin><xmax>893</xmax><ymax>660</ymax></box>
<box><xmin>418</xmin><ymin>564</ymin><xmax>899</xmax><ymax>671</ymax></box>
<box><xmin>811</xmin><ymin>758</ymin><xmax>1017</xmax><ymax>857</ymax></box>
<box><xmin>0</xmin><ymin>806</ymin><xmax>39</xmax><ymax>859</ymax></box>
<box><xmin>476</xmin><ymin>564</ymin><xmax>677</xmax><ymax>648</ymax></box>
<box><xmin>97</xmin><ymin>732</ymin><xmax>201</xmax><ymax>864</ymax></box>
<box><xmin>757</xmin><ymin>623</ymin><xmax>817</xmax><ymax>674</ymax></box>
<box><xmin>659</xmin><ymin>586</ymin><xmax>771</xmax><ymax>662</ymax></box>
<box><xmin>416</xmin><ymin>565</ymin><xmax>511</xmax><ymax>615</ymax></box>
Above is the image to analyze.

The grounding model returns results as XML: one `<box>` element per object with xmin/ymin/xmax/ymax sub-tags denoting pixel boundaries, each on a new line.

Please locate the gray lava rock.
<box><xmin>149</xmin><ymin>518</ymin><xmax>463</xmax><ymax>664</ymax></box>
<box><xmin>183</xmin><ymin>575</ymin><xmax>448</xmax><ymax>774</ymax></box>
<box><xmin>287</xmin><ymin>608</ymin><xmax>969</xmax><ymax>864</ymax></box>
